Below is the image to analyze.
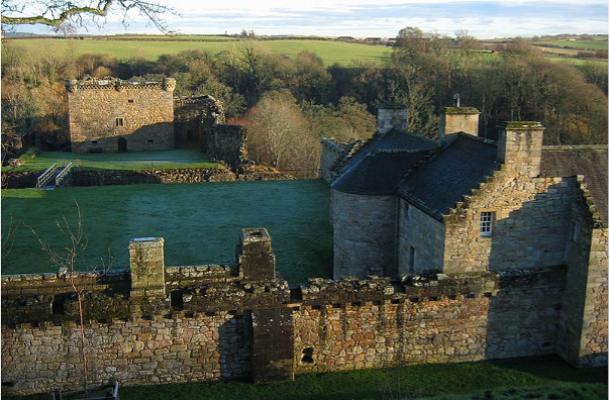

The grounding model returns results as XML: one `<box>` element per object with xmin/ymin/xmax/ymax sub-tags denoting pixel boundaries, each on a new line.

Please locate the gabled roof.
<box><xmin>398</xmin><ymin>134</ymin><xmax>499</xmax><ymax>219</ymax></box>
<box><xmin>540</xmin><ymin>145</ymin><xmax>608</xmax><ymax>227</ymax></box>
<box><xmin>331</xmin><ymin>129</ymin><xmax>437</xmax><ymax>195</ymax></box>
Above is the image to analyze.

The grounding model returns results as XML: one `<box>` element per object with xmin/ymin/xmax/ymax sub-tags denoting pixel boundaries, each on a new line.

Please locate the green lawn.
<box><xmin>4</xmin><ymin>149</ymin><xmax>223</xmax><ymax>172</ymax></box>
<box><xmin>5</xmin><ymin>356</ymin><xmax>606</xmax><ymax>400</ymax></box>
<box><xmin>3</xmin><ymin>38</ymin><xmax>391</xmax><ymax>66</ymax></box>
<box><xmin>1</xmin><ymin>180</ymin><xmax>332</xmax><ymax>284</ymax></box>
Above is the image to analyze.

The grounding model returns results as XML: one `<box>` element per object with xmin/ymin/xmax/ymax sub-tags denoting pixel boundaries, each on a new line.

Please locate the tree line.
<box><xmin>2</xmin><ymin>28</ymin><xmax>607</xmax><ymax>174</ymax></box>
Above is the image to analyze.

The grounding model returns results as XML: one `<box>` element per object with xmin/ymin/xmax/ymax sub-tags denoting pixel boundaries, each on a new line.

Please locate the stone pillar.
<box><xmin>497</xmin><ymin>121</ymin><xmax>544</xmax><ymax>178</ymax></box>
<box><xmin>129</xmin><ymin>237</ymin><xmax>166</xmax><ymax>298</ymax></box>
<box><xmin>439</xmin><ymin>106</ymin><xmax>480</xmax><ymax>142</ymax></box>
<box><xmin>236</xmin><ymin>228</ymin><xmax>276</xmax><ymax>281</ymax></box>
<box><xmin>251</xmin><ymin>308</ymin><xmax>295</xmax><ymax>383</ymax></box>
<box><xmin>377</xmin><ymin>105</ymin><xmax>407</xmax><ymax>134</ymax></box>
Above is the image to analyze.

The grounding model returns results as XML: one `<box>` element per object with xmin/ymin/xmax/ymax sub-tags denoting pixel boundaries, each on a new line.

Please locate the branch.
<box><xmin>1</xmin><ymin>1</ymin><xmax>114</xmax><ymax>27</ymax></box>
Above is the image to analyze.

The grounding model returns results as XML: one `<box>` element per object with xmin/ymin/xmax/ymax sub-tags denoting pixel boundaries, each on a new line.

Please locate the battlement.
<box><xmin>65</xmin><ymin>77</ymin><xmax>176</xmax><ymax>92</ymax></box>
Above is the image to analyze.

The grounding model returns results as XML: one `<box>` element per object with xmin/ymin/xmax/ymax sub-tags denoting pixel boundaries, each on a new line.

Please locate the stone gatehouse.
<box><xmin>66</xmin><ymin>77</ymin><xmax>176</xmax><ymax>153</ymax></box>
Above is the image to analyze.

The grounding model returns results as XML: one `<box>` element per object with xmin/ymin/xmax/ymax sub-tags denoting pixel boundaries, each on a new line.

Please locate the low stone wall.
<box><xmin>2</xmin><ymin>167</ymin><xmax>294</xmax><ymax>188</ymax></box>
<box><xmin>1</xmin><ymin>171</ymin><xmax>38</xmax><ymax>188</ymax></box>
<box><xmin>70</xmin><ymin>168</ymin><xmax>237</xmax><ymax>186</ymax></box>
<box><xmin>2</xmin><ymin>266</ymin><xmax>568</xmax><ymax>395</ymax></box>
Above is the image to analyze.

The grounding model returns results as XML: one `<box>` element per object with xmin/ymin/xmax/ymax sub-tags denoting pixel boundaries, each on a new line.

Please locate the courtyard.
<box><xmin>4</xmin><ymin>149</ymin><xmax>223</xmax><ymax>172</ymax></box>
<box><xmin>1</xmin><ymin>180</ymin><xmax>332</xmax><ymax>284</ymax></box>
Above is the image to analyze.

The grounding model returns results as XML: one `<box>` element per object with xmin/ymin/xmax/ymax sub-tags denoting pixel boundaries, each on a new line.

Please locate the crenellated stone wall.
<box><xmin>0</xmin><ymin>228</ymin><xmax>604</xmax><ymax>396</ymax></box>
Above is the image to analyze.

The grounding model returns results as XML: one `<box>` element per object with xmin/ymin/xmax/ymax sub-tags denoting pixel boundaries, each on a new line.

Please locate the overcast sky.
<box><xmin>10</xmin><ymin>0</ymin><xmax>609</xmax><ymax>39</ymax></box>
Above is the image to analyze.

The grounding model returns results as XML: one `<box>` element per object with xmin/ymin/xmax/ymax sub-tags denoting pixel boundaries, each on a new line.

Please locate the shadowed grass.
<box><xmin>1</xmin><ymin>180</ymin><xmax>332</xmax><ymax>284</ymax></box>
<box><xmin>3</xmin><ymin>356</ymin><xmax>606</xmax><ymax>400</ymax></box>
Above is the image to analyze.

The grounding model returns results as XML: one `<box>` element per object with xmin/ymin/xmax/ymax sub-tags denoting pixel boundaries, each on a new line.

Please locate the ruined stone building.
<box><xmin>322</xmin><ymin>105</ymin><xmax>608</xmax><ymax>367</ymax></box>
<box><xmin>65</xmin><ymin>77</ymin><xmax>246</xmax><ymax>166</ymax></box>
<box><xmin>66</xmin><ymin>78</ymin><xmax>176</xmax><ymax>153</ymax></box>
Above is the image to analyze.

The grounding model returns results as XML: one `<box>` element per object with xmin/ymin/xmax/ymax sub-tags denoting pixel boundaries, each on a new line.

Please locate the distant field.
<box><xmin>1</xmin><ymin>180</ymin><xmax>333</xmax><ymax>284</ymax></box>
<box><xmin>3</xmin><ymin>37</ymin><xmax>391</xmax><ymax>66</ymax></box>
<box><xmin>535</xmin><ymin>39</ymin><xmax>608</xmax><ymax>51</ymax></box>
<box><xmin>5</xmin><ymin>149</ymin><xmax>223</xmax><ymax>172</ymax></box>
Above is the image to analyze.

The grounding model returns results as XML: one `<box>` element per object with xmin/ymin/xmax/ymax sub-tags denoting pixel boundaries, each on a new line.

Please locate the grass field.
<box><xmin>535</xmin><ymin>39</ymin><xmax>608</xmax><ymax>51</ymax></box>
<box><xmin>5</xmin><ymin>356</ymin><xmax>607</xmax><ymax>400</ymax></box>
<box><xmin>1</xmin><ymin>180</ymin><xmax>332</xmax><ymax>284</ymax></box>
<box><xmin>4</xmin><ymin>149</ymin><xmax>223</xmax><ymax>172</ymax></box>
<box><xmin>3</xmin><ymin>38</ymin><xmax>391</xmax><ymax>66</ymax></box>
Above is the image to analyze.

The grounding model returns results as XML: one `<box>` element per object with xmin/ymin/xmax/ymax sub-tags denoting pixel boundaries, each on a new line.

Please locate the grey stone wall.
<box><xmin>442</xmin><ymin>172</ymin><xmax>578</xmax><ymax>273</ymax></box>
<box><xmin>66</xmin><ymin>79</ymin><xmax>175</xmax><ymax>153</ymax></box>
<box><xmin>398</xmin><ymin>200</ymin><xmax>445</xmax><ymax>275</ymax></box>
<box><xmin>320</xmin><ymin>138</ymin><xmax>347</xmax><ymax>183</ymax></box>
<box><xmin>332</xmin><ymin>190</ymin><xmax>398</xmax><ymax>279</ymax></box>
<box><xmin>207</xmin><ymin>125</ymin><xmax>248</xmax><ymax>169</ymax></box>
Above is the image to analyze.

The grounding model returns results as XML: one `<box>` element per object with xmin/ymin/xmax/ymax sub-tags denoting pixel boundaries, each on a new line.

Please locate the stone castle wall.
<box><xmin>442</xmin><ymin>172</ymin><xmax>579</xmax><ymax>273</ymax></box>
<box><xmin>1</xmin><ymin>227</ymin><xmax>605</xmax><ymax>396</ymax></box>
<box><xmin>207</xmin><ymin>125</ymin><xmax>248</xmax><ymax>169</ymax></box>
<box><xmin>398</xmin><ymin>199</ymin><xmax>445</xmax><ymax>275</ymax></box>
<box><xmin>332</xmin><ymin>191</ymin><xmax>398</xmax><ymax>279</ymax></box>
<box><xmin>66</xmin><ymin>79</ymin><xmax>175</xmax><ymax>153</ymax></box>
<box><xmin>2</xmin><ymin>263</ymin><xmax>568</xmax><ymax>396</ymax></box>
<box><xmin>320</xmin><ymin>138</ymin><xmax>348</xmax><ymax>183</ymax></box>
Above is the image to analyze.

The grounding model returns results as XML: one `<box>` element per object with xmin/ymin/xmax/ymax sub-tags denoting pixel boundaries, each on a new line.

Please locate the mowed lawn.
<box><xmin>5</xmin><ymin>149</ymin><xmax>223</xmax><ymax>172</ymax></box>
<box><xmin>4</xmin><ymin>38</ymin><xmax>391</xmax><ymax>66</ymax></box>
<box><xmin>1</xmin><ymin>180</ymin><xmax>333</xmax><ymax>284</ymax></box>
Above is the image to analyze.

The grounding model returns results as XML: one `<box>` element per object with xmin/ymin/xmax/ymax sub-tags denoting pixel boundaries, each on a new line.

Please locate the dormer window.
<box><xmin>480</xmin><ymin>212</ymin><xmax>494</xmax><ymax>237</ymax></box>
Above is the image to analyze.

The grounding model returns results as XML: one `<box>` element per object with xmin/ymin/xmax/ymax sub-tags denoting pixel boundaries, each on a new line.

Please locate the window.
<box><xmin>147</xmin><ymin>139</ymin><xmax>154</xmax><ymax>144</ymax></box>
<box><xmin>115</xmin><ymin>118</ymin><xmax>124</xmax><ymax>127</ymax></box>
<box><xmin>571</xmin><ymin>221</ymin><xmax>580</xmax><ymax>242</ymax></box>
<box><xmin>128</xmin><ymin>99</ymin><xmax>134</xmax><ymax>103</ymax></box>
<box><xmin>91</xmin><ymin>140</ymin><xmax>98</xmax><ymax>144</ymax></box>
<box><xmin>301</xmin><ymin>347</ymin><xmax>314</xmax><ymax>364</ymax></box>
<box><xmin>404</xmin><ymin>203</ymin><xmax>410</xmax><ymax>221</ymax></box>
<box><xmin>409</xmin><ymin>246</ymin><xmax>415</xmax><ymax>271</ymax></box>
<box><xmin>480</xmin><ymin>212</ymin><xmax>495</xmax><ymax>237</ymax></box>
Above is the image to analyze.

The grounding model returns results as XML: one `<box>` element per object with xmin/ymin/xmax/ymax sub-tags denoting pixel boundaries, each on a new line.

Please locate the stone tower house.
<box><xmin>65</xmin><ymin>77</ymin><xmax>175</xmax><ymax>153</ymax></box>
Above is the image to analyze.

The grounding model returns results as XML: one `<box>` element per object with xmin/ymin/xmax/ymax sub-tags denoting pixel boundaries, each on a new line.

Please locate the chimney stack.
<box><xmin>439</xmin><ymin>106</ymin><xmax>480</xmax><ymax>143</ymax></box>
<box><xmin>497</xmin><ymin>121</ymin><xmax>544</xmax><ymax>178</ymax></box>
<box><xmin>377</xmin><ymin>105</ymin><xmax>407</xmax><ymax>134</ymax></box>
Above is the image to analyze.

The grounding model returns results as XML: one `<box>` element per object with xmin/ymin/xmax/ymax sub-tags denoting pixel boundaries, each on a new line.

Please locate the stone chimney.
<box><xmin>497</xmin><ymin>121</ymin><xmax>544</xmax><ymax>178</ymax></box>
<box><xmin>377</xmin><ymin>105</ymin><xmax>407</xmax><ymax>134</ymax></box>
<box><xmin>129</xmin><ymin>237</ymin><xmax>166</xmax><ymax>298</ymax></box>
<box><xmin>439</xmin><ymin>106</ymin><xmax>480</xmax><ymax>143</ymax></box>
<box><xmin>236</xmin><ymin>228</ymin><xmax>276</xmax><ymax>281</ymax></box>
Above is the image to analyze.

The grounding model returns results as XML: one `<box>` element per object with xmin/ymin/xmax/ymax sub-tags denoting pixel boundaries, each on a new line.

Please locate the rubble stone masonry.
<box><xmin>66</xmin><ymin>78</ymin><xmax>175</xmax><ymax>153</ymax></box>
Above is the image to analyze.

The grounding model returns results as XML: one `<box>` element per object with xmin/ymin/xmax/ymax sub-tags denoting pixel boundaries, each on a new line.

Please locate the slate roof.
<box><xmin>540</xmin><ymin>145</ymin><xmax>608</xmax><ymax>227</ymax></box>
<box><xmin>331</xmin><ymin>129</ymin><xmax>437</xmax><ymax>195</ymax></box>
<box><xmin>398</xmin><ymin>134</ymin><xmax>499</xmax><ymax>219</ymax></box>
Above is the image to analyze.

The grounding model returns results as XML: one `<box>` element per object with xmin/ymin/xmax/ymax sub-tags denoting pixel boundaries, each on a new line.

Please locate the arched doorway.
<box><xmin>118</xmin><ymin>138</ymin><xmax>127</xmax><ymax>153</ymax></box>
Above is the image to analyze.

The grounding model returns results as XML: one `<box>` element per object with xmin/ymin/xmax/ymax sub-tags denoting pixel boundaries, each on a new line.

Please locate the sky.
<box><xmin>9</xmin><ymin>0</ymin><xmax>609</xmax><ymax>39</ymax></box>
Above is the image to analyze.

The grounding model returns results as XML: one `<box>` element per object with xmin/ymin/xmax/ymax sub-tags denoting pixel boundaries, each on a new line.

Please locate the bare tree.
<box><xmin>28</xmin><ymin>202</ymin><xmax>112</xmax><ymax>392</ymax></box>
<box><xmin>1</xmin><ymin>0</ymin><xmax>176</xmax><ymax>33</ymax></box>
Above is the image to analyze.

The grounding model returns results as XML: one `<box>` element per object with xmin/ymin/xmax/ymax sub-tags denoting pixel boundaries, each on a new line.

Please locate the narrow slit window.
<box><xmin>480</xmin><ymin>212</ymin><xmax>494</xmax><ymax>237</ymax></box>
<box><xmin>128</xmin><ymin>99</ymin><xmax>134</xmax><ymax>103</ymax></box>
<box><xmin>115</xmin><ymin>118</ymin><xmax>124</xmax><ymax>127</ymax></box>
<box><xmin>404</xmin><ymin>203</ymin><xmax>410</xmax><ymax>221</ymax></box>
<box><xmin>409</xmin><ymin>246</ymin><xmax>415</xmax><ymax>271</ymax></box>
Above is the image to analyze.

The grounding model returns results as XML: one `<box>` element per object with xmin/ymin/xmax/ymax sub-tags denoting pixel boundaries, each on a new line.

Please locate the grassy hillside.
<box><xmin>3</xmin><ymin>37</ymin><xmax>391</xmax><ymax>66</ymax></box>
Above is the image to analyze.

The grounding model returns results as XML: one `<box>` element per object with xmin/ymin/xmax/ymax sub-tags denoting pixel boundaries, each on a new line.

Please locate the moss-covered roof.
<box><xmin>443</xmin><ymin>107</ymin><xmax>479</xmax><ymax>115</ymax></box>
<box><xmin>502</xmin><ymin>121</ymin><xmax>544</xmax><ymax>130</ymax></box>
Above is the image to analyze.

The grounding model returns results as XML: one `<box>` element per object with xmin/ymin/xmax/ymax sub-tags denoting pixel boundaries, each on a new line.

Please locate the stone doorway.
<box><xmin>118</xmin><ymin>138</ymin><xmax>127</xmax><ymax>152</ymax></box>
